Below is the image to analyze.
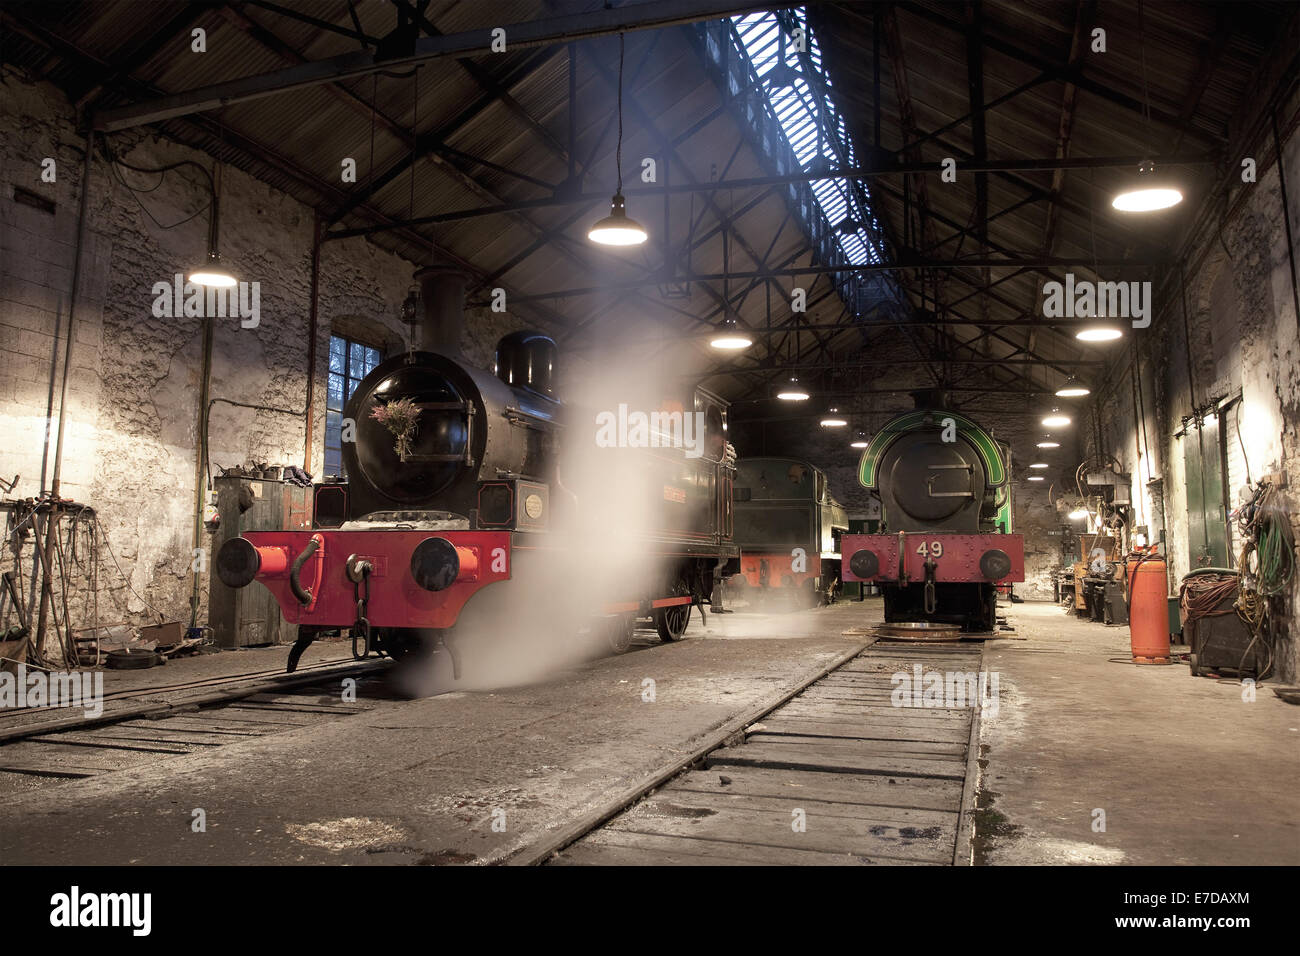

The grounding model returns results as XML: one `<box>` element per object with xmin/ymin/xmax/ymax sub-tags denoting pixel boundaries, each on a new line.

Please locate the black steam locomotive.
<box><xmin>216</xmin><ymin>267</ymin><xmax>738</xmax><ymax>673</ymax></box>
<box><xmin>840</xmin><ymin>407</ymin><xmax>1024</xmax><ymax>631</ymax></box>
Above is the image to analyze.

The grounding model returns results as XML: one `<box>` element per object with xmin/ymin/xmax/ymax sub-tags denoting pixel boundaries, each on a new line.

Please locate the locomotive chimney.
<box><xmin>909</xmin><ymin>387</ymin><xmax>949</xmax><ymax>410</ymax></box>
<box><xmin>414</xmin><ymin>265</ymin><xmax>467</xmax><ymax>356</ymax></box>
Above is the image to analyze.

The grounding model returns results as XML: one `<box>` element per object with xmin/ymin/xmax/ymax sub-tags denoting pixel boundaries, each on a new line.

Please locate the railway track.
<box><xmin>0</xmin><ymin>659</ymin><xmax>389</xmax><ymax>791</ymax></box>
<box><xmin>519</xmin><ymin>639</ymin><xmax>987</xmax><ymax>866</ymax></box>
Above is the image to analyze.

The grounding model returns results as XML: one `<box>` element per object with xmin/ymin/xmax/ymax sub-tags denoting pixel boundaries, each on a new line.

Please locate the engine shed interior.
<box><xmin>1</xmin><ymin>0</ymin><xmax>1298</xmax><ymax>892</ymax></box>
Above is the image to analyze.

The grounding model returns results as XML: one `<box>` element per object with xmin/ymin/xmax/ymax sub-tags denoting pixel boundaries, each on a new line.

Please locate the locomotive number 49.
<box><xmin>915</xmin><ymin>540</ymin><xmax>944</xmax><ymax>558</ymax></box>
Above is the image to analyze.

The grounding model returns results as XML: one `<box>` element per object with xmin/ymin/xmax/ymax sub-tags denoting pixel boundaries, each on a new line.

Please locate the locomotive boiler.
<box><xmin>729</xmin><ymin>457</ymin><xmax>848</xmax><ymax>605</ymax></box>
<box><xmin>840</xmin><ymin>407</ymin><xmax>1023</xmax><ymax>631</ymax></box>
<box><xmin>215</xmin><ymin>266</ymin><xmax>738</xmax><ymax>674</ymax></box>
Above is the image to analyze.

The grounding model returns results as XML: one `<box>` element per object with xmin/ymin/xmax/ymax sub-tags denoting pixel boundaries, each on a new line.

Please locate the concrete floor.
<box><xmin>0</xmin><ymin>603</ymin><xmax>872</xmax><ymax>864</ymax></box>
<box><xmin>2</xmin><ymin>597</ymin><xmax>1296</xmax><ymax>865</ymax></box>
<box><xmin>979</xmin><ymin>601</ymin><xmax>1300</xmax><ymax>866</ymax></box>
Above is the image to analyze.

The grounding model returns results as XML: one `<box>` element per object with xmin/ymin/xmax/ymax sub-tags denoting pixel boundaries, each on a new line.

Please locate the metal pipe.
<box><xmin>1272</xmin><ymin>105</ymin><xmax>1300</xmax><ymax>336</ymax></box>
<box><xmin>1178</xmin><ymin>260</ymin><xmax>1198</xmax><ymax>412</ymax></box>
<box><xmin>1128</xmin><ymin>339</ymin><xmax>1146</xmax><ymax>530</ymax></box>
<box><xmin>34</xmin><ymin>128</ymin><xmax>95</xmax><ymax>666</ymax></box>
<box><xmin>189</xmin><ymin>316</ymin><xmax>214</xmax><ymax>629</ymax></box>
<box><xmin>304</xmin><ymin>214</ymin><xmax>321</xmax><ymax>472</ymax></box>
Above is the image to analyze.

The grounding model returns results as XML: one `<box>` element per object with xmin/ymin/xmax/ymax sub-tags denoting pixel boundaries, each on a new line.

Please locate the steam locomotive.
<box><xmin>215</xmin><ymin>267</ymin><xmax>738</xmax><ymax>674</ymax></box>
<box><xmin>729</xmin><ymin>457</ymin><xmax>848</xmax><ymax>605</ymax></box>
<box><xmin>840</xmin><ymin>408</ymin><xmax>1023</xmax><ymax>631</ymax></box>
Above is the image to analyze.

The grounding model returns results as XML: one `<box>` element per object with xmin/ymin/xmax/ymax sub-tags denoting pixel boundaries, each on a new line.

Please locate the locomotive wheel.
<box><xmin>605</xmin><ymin>615</ymin><xmax>634</xmax><ymax>654</ymax></box>
<box><xmin>655</xmin><ymin>603</ymin><xmax>691</xmax><ymax>642</ymax></box>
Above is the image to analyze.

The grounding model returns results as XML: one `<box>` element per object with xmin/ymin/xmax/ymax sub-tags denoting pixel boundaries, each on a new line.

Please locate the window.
<box><xmin>695</xmin><ymin>10</ymin><xmax>906</xmax><ymax>321</ymax></box>
<box><xmin>729</xmin><ymin>9</ymin><xmax>884</xmax><ymax>266</ymax></box>
<box><xmin>325</xmin><ymin>335</ymin><xmax>382</xmax><ymax>478</ymax></box>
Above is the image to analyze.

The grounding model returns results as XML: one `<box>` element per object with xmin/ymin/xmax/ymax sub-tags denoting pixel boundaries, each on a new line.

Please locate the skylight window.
<box><xmin>730</xmin><ymin>9</ymin><xmax>883</xmax><ymax>267</ymax></box>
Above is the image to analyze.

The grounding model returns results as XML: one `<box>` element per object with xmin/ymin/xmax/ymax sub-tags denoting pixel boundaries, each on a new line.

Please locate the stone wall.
<box><xmin>0</xmin><ymin>68</ymin><xmax>531</xmax><ymax>662</ymax></box>
<box><xmin>1079</xmin><ymin>87</ymin><xmax>1300</xmax><ymax>681</ymax></box>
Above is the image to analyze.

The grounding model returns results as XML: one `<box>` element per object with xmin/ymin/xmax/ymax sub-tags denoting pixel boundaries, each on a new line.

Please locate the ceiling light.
<box><xmin>189</xmin><ymin>251</ymin><xmax>237</xmax><ymax>288</ymax></box>
<box><xmin>1029</xmin><ymin>463</ymin><xmax>1049</xmax><ymax>469</ymax></box>
<box><xmin>1076</xmin><ymin>324</ymin><xmax>1123</xmax><ymax>342</ymax></box>
<box><xmin>820</xmin><ymin>407</ymin><xmax>847</xmax><ymax>427</ymax></box>
<box><xmin>709</xmin><ymin>315</ymin><xmax>752</xmax><ymax>350</ymax></box>
<box><xmin>1112</xmin><ymin>160</ymin><xmax>1183</xmax><ymax>212</ymax></box>
<box><xmin>588</xmin><ymin>192</ymin><xmax>647</xmax><ymax>246</ymax></box>
<box><xmin>1028</xmin><ymin>476</ymin><xmax>1045</xmax><ymax>482</ymax></box>
<box><xmin>1036</xmin><ymin>435</ymin><xmax>1060</xmax><ymax>449</ymax></box>
<box><xmin>589</xmin><ymin>33</ymin><xmax>646</xmax><ymax>247</ymax></box>
<box><xmin>777</xmin><ymin>374</ymin><xmax>809</xmax><ymax>402</ymax></box>
<box><xmin>1041</xmin><ymin>408</ymin><xmax>1071</xmax><ymax>428</ymax></box>
<box><xmin>1055</xmin><ymin>376</ymin><xmax>1091</xmax><ymax>397</ymax></box>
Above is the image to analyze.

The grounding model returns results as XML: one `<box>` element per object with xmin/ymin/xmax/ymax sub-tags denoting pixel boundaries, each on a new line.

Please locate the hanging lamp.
<box><xmin>709</xmin><ymin>315</ymin><xmax>752</xmax><ymax>350</ymax></box>
<box><xmin>1041</xmin><ymin>407</ymin><xmax>1071</xmax><ymax>428</ymax></box>
<box><xmin>1111</xmin><ymin>4</ymin><xmax>1183</xmax><ymax>213</ymax></box>
<box><xmin>777</xmin><ymin>374</ymin><xmax>809</xmax><ymax>401</ymax></box>
<box><xmin>589</xmin><ymin>33</ymin><xmax>647</xmax><ymax>246</ymax></box>
<box><xmin>188</xmin><ymin>163</ymin><xmax>236</xmax><ymax>288</ymax></box>
<box><xmin>1055</xmin><ymin>376</ymin><xmax>1091</xmax><ymax>397</ymax></box>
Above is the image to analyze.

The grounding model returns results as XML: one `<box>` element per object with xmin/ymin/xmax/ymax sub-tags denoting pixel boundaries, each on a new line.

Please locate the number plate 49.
<box><xmin>916</xmin><ymin>540</ymin><xmax>944</xmax><ymax>559</ymax></box>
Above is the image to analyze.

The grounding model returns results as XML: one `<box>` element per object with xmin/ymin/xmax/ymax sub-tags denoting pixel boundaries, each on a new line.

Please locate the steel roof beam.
<box><xmin>243</xmin><ymin>0</ymin><xmax>379</xmax><ymax>46</ymax></box>
<box><xmin>2</xmin><ymin>11</ymin><xmax>579</xmax><ymax>338</ymax></box>
<box><xmin>322</xmin><ymin>152</ymin><xmax>1211</xmax><ymax>239</ymax></box>
<box><xmin>396</xmin><ymin>0</ymin><xmax>570</xmax><ymax>164</ymax></box>
<box><xmin>324</xmin><ymin>44</ymin><xmax>560</xmax><ymax>225</ymax></box>
<box><xmin>90</xmin><ymin>0</ymin><xmax>794</xmax><ymax>132</ymax></box>
<box><xmin>75</xmin><ymin>2</ymin><xmax>221</xmax><ymax>111</ymax></box>
<box><xmin>491</xmin><ymin>253</ymin><xmax>1152</xmax><ymax>304</ymax></box>
<box><xmin>896</xmin><ymin>0</ymin><xmax>1227</xmax><ymax>147</ymax></box>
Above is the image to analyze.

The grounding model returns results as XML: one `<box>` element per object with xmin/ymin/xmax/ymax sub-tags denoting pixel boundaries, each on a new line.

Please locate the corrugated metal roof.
<box><xmin>2</xmin><ymin>0</ymin><xmax>1291</xmax><ymax>407</ymax></box>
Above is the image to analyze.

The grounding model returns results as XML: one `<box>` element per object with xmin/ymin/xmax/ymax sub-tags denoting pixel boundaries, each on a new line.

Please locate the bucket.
<box><xmin>1127</xmin><ymin>554</ymin><xmax>1170</xmax><ymax>663</ymax></box>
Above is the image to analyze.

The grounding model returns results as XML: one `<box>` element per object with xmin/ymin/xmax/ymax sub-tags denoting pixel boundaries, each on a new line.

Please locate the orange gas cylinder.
<box><xmin>1127</xmin><ymin>553</ymin><xmax>1170</xmax><ymax>663</ymax></box>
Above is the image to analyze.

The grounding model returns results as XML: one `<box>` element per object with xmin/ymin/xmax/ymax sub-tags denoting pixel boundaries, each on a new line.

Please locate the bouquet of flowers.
<box><xmin>369</xmin><ymin>397</ymin><xmax>420</xmax><ymax>462</ymax></box>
